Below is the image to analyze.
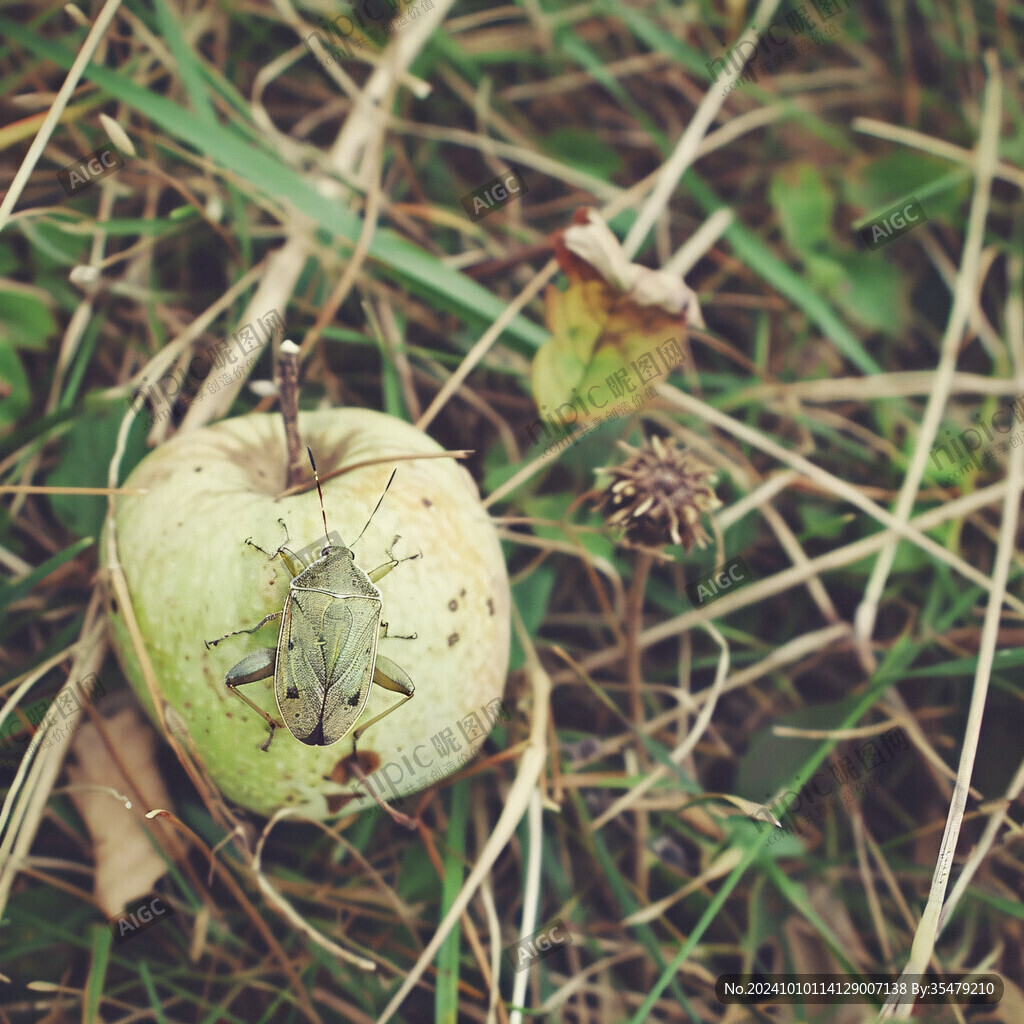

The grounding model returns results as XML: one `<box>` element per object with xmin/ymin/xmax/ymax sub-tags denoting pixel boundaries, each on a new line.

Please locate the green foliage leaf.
<box><xmin>0</xmin><ymin>344</ymin><xmax>31</xmax><ymax>430</ymax></box>
<box><xmin>45</xmin><ymin>399</ymin><xmax>149</xmax><ymax>539</ymax></box>
<box><xmin>508</xmin><ymin>564</ymin><xmax>555</xmax><ymax>672</ymax></box>
<box><xmin>770</xmin><ymin>163</ymin><xmax>835</xmax><ymax>256</ymax></box>
<box><xmin>734</xmin><ymin>698</ymin><xmax>864</xmax><ymax>805</ymax></box>
<box><xmin>541</xmin><ymin>128</ymin><xmax>624</xmax><ymax>179</ymax></box>
<box><xmin>802</xmin><ymin>251</ymin><xmax>848</xmax><ymax>290</ymax></box>
<box><xmin>842</xmin><ymin>150</ymin><xmax>969</xmax><ymax>222</ymax></box>
<box><xmin>826</xmin><ymin>250</ymin><xmax>906</xmax><ymax>332</ymax></box>
<box><xmin>0</xmin><ymin>290</ymin><xmax>58</xmax><ymax>350</ymax></box>
<box><xmin>796</xmin><ymin>503</ymin><xmax>854</xmax><ymax>541</ymax></box>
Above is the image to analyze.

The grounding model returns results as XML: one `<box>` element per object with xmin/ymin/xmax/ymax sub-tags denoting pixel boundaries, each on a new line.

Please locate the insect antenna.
<box><xmin>307</xmin><ymin>447</ymin><xmax>397</xmax><ymax>550</ymax></box>
<box><xmin>351</xmin><ymin>468</ymin><xmax>397</xmax><ymax>549</ymax></box>
<box><xmin>306</xmin><ymin>446</ymin><xmax>331</xmax><ymax>548</ymax></box>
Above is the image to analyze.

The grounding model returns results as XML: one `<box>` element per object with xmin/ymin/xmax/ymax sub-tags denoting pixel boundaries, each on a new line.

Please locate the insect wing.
<box><xmin>275</xmin><ymin>588</ymin><xmax>380</xmax><ymax>745</ymax></box>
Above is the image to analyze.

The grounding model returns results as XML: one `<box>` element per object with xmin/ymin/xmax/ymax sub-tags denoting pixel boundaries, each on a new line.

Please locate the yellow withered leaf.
<box><xmin>530</xmin><ymin>209</ymin><xmax>701</xmax><ymax>437</ymax></box>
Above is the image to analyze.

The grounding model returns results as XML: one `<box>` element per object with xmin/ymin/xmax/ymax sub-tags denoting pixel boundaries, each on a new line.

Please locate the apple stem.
<box><xmin>277</xmin><ymin>340</ymin><xmax>305</xmax><ymax>488</ymax></box>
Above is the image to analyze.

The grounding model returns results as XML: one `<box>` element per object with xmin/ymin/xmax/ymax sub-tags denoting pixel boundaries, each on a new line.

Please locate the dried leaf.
<box><xmin>531</xmin><ymin>209</ymin><xmax>702</xmax><ymax>434</ymax></box>
<box><xmin>563</xmin><ymin>210</ymin><xmax>704</xmax><ymax>324</ymax></box>
<box><xmin>783</xmin><ymin>913</ymin><xmax>868</xmax><ymax>1024</ymax></box>
<box><xmin>66</xmin><ymin>705</ymin><xmax>178</xmax><ymax>916</ymax></box>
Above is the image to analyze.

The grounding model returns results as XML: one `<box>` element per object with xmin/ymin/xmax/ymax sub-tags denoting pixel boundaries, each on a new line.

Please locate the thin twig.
<box><xmin>590</xmin><ymin>621</ymin><xmax>729</xmax><ymax>832</ymax></box>
<box><xmin>254</xmin><ymin>809</ymin><xmax>376</xmax><ymax>973</ymax></box>
<box><xmin>621</xmin><ymin>0</ymin><xmax>783</xmax><ymax>257</ymax></box>
<box><xmin>659</xmin><ymin>384</ymin><xmax>1024</xmax><ymax>615</ymax></box>
<box><xmin>276</xmin><ymin>450</ymin><xmax>472</xmax><ymax>498</ymax></box>
<box><xmin>0</xmin><ymin>0</ymin><xmax>125</xmax><ymax>233</ymax></box>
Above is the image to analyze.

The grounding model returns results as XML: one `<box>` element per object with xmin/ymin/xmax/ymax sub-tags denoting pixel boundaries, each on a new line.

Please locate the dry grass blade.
<box><xmin>0</xmin><ymin>611</ymin><xmax>106</xmax><ymax>920</ymax></box>
<box><xmin>375</xmin><ymin>605</ymin><xmax>550</xmax><ymax>1023</ymax></box>
<box><xmin>853</xmin><ymin>48</ymin><xmax>1007</xmax><ymax>674</ymax></box>
<box><xmin>0</xmin><ymin>0</ymin><xmax>124</xmax><ymax>230</ymax></box>
<box><xmin>0</xmin><ymin>486</ymin><xmax>147</xmax><ymax>496</ymax></box>
<box><xmin>253</xmin><ymin>809</ymin><xmax>376</xmax><ymax>972</ymax></box>
<box><xmin>880</xmin><ymin>50</ymin><xmax>1016</xmax><ymax>1020</ymax></box>
<box><xmin>4</xmin><ymin>0</ymin><xmax>1022</xmax><ymax>1017</ymax></box>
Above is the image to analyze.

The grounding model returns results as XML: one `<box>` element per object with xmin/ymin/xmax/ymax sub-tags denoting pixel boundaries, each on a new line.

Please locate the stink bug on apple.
<box><xmin>205</xmin><ymin>447</ymin><xmax>417</xmax><ymax>754</ymax></box>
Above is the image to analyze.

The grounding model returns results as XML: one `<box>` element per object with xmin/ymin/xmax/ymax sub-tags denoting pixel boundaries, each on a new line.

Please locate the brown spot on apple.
<box><xmin>327</xmin><ymin>792</ymin><xmax>355</xmax><ymax>814</ymax></box>
<box><xmin>328</xmin><ymin>749</ymin><xmax>381</xmax><ymax>785</ymax></box>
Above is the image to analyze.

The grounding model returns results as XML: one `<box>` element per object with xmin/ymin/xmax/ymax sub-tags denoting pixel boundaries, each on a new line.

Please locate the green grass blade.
<box><xmin>436</xmin><ymin>778</ymin><xmax>469</xmax><ymax>1024</ymax></box>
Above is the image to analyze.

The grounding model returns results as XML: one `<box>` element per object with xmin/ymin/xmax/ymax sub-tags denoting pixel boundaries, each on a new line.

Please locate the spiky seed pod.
<box><xmin>593</xmin><ymin>436</ymin><xmax>721</xmax><ymax>551</ymax></box>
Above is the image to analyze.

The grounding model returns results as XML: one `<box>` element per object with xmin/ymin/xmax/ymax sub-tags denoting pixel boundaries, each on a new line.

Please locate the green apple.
<box><xmin>102</xmin><ymin>409</ymin><xmax>510</xmax><ymax>819</ymax></box>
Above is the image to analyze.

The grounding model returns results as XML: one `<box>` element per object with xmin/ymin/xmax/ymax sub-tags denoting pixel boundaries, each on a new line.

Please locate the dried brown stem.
<box><xmin>625</xmin><ymin>549</ymin><xmax>654</xmax><ymax>901</ymax></box>
<box><xmin>277</xmin><ymin>340</ymin><xmax>305</xmax><ymax>489</ymax></box>
<box><xmin>348</xmin><ymin>758</ymin><xmax>418</xmax><ymax>830</ymax></box>
<box><xmin>625</xmin><ymin>551</ymin><xmax>653</xmax><ymax>728</ymax></box>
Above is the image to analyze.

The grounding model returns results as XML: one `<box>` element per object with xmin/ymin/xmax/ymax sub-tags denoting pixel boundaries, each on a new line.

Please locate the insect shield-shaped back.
<box><xmin>209</xmin><ymin>451</ymin><xmax>416</xmax><ymax>755</ymax></box>
<box><xmin>276</xmin><ymin>545</ymin><xmax>382</xmax><ymax>745</ymax></box>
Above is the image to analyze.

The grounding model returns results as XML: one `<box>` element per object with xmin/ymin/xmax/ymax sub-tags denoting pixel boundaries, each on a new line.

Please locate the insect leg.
<box><xmin>244</xmin><ymin>519</ymin><xmax>289</xmax><ymax>558</ymax></box>
<box><xmin>246</xmin><ymin>520</ymin><xmax>306</xmax><ymax>571</ymax></box>
<box><xmin>367</xmin><ymin>535</ymin><xmax>421</xmax><ymax>584</ymax></box>
<box><xmin>346</xmin><ymin>659</ymin><xmax>417</xmax><ymax>829</ymax></box>
<box><xmin>204</xmin><ymin>610</ymin><xmax>283</xmax><ymax>649</ymax></box>
<box><xmin>379</xmin><ymin>621</ymin><xmax>417</xmax><ymax>640</ymax></box>
<box><xmin>227</xmin><ymin>685</ymin><xmax>281</xmax><ymax>752</ymax></box>
<box><xmin>222</xmin><ymin>647</ymin><xmax>287</xmax><ymax>752</ymax></box>
<box><xmin>352</xmin><ymin>657</ymin><xmax>414</xmax><ymax>741</ymax></box>
<box><xmin>374</xmin><ymin>542</ymin><xmax>418</xmax><ymax>639</ymax></box>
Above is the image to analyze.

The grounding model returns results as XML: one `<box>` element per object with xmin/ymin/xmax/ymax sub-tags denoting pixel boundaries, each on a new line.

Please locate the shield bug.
<box><xmin>205</xmin><ymin>447</ymin><xmax>417</xmax><ymax>754</ymax></box>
